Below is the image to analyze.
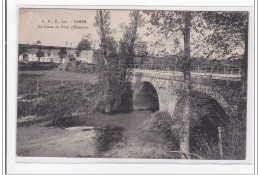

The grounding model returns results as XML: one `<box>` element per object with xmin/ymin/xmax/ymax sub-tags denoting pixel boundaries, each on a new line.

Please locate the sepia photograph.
<box><xmin>16</xmin><ymin>8</ymin><xmax>248</xmax><ymax>160</ymax></box>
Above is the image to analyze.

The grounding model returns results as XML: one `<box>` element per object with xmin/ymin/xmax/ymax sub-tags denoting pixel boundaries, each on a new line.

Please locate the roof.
<box><xmin>18</xmin><ymin>44</ymin><xmax>77</xmax><ymax>50</ymax></box>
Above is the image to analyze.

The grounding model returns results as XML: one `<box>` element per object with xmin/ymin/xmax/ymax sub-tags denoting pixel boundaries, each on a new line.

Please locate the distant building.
<box><xmin>18</xmin><ymin>44</ymin><xmax>101</xmax><ymax>64</ymax></box>
<box><xmin>76</xmin><ymin>50</ymin><xmax>102</xmax><ymax>64</ymax></box>
<box><xmin>19</xmin><ymin>49</ymin><xmax>38</xmax><ymax>62</ymax></box>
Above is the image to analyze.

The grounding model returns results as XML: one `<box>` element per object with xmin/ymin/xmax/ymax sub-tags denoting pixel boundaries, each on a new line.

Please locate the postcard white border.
<box><xmin>6</xmin><ymin>0</ymin><xmax>255</xmax><ymax>174</ymax></box>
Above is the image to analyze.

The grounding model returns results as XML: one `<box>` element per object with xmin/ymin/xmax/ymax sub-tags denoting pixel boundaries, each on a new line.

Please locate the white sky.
<box><xmin>19</xmin><ymin>8</ymin><xmax>244</xmax><ymax>58</ymax></box>
<box><xmin>19</xmin><ymin>9</ymin><xmax>131</xmax><ymax>47</ymax></box>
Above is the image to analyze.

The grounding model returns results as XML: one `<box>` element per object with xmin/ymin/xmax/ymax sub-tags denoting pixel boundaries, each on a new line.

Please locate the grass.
<box><xmin>18</xmin><ymin>70</ymin><xmax>98</xmax><ymax>95</ymax></box>
<box><xmin>17</xmin><ymin>70</ymin><xmax>100</xmax><ymax>122</ymax></box>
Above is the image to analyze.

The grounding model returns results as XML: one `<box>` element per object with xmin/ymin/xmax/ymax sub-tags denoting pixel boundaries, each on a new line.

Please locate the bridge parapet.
<box><xmin>127</xmin><ymin>64</ymin><xmax>241</xmax><ymax>76</ymax></box>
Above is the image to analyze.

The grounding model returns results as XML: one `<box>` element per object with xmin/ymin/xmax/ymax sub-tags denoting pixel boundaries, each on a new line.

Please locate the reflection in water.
<box><xmin>89</xmin><ymin>111</ymin><xmax>179</xmax><ymax>158</ymax></box>
<box><xmin>95</xmin><ymin>124</ymin><xmax>124</xmax><ymax>153</ymax></box>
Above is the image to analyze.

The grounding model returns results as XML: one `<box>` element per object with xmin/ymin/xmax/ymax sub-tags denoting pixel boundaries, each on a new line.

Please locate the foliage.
<box><xmin>18</xmin><ymin>62</ymin><xmax>59</xmax><ymax>71</ymax></box>
<box><xmin>58</xmin><ymin>47</ymin><xmax>67</xmax><ymax>59</ymax></box>
<box><xmin>94</xmin><ymin>10</ymin><xmax>121</xmax><ymax>113</ymax></box>
<box><xmin>202</xmin><ymin>11</ymin><xmax>248</xmax><ymax>95</ymax></box>
<box><xmin>77</xmin><ymin>38</ymin><xmax>92</xmax><ymax>50</ymax></box>
<box><xmin>68</xmin><ymin>53</ymin><xmax>76</xmax><ymax>61</ymax></box>
<box><xmin>94</xmin><ymin>10</ymin><xmax>118</xmax><ymax>58</ymax></box>
<box><xmin>18</xmin><ymin>46</ymin><xmax>28</xmax><ymax>55</ymax></box>
<box><xmin>119</xmin><ymin>10</ymin><xmax>145</xmax><ymax>65</ymax></box>
<box><xmin>134</xmin><ymin>41</ymin><xmax>148</xmax><ymax>64</ymax></box>
<box><xmin>75</xmin><ymin>49</ymin><xmax>81</xmax><ymax>57</ymax></box>
<box><xmin>144</xmin><ymin>111</ymin><xmax>172</xmax><ymax>132</ymax></box>
<box><xmin>36</xmin><ymin>40</ymin><xmax>42</xmax><ymax>45</ymax></box>
<box><xmin>36</xmin><ymin>48</ymin><xmax>44</xmax><ymax>60</ymax></box>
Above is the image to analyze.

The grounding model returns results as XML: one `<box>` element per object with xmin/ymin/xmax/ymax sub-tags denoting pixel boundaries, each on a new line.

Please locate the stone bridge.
<box><xmin>126</xmin><ymin>68</ymin><xmax>244</xmax><ymax>119</ymax></box>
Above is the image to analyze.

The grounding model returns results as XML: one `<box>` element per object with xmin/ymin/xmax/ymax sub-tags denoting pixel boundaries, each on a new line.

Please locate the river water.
<box><xmin>17</xmin><ymin>110</ymin><xmax>179</xmax><ymax>159</ymax></box>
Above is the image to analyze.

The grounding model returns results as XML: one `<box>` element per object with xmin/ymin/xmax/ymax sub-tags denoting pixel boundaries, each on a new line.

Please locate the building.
<box><xmin>18</xmin><ymin>44</ymin><xmax>101</xmax><ymax>64</ymax></box>
<box><xmin>19</xmin><ymin>48</ymin><xmax>38</xmax><ymax>62</ymax></box>
<box><xmin>76</xmin><ymin>50</ymin><xmax>102</xmax><ymax>64</ymax></box>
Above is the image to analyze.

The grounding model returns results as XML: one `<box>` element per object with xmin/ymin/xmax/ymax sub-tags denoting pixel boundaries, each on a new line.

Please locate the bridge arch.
<box><xmin>173</xmin><ymin>91</ymin><xmax>231</xmax><ymax>152</ymax></box>
<box><xmin>132</xmin><ymin>81</ymin><xmax>160</xmax><ymax>112</ymax></box>
<box><xmin>192</xmin><ymin>85</ymin><xmax>236</xmax><ymax>118</ymax></box>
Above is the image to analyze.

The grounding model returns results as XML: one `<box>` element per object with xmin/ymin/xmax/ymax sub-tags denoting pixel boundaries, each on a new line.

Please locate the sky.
<box><xmin>19</xmin><ymin>9</ymin><xmax>186</xmax><ymax>54</ymax></box>
<box><xmin>19</xmin><ymin>8</ymin><xmax>244</xmax><ymax>59</ymax></box>
<box><xmin>19</xmin><ymin>9</ymin><xmax>131</xmax><ymax>48</ymax></box>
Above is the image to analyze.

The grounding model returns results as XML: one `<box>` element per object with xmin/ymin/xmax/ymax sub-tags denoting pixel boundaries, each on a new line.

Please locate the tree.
<box><xmin>58</xmin><ymin>48</ymin><xmax>67</xmax><ymax>63</ymax></box>
<box><xmin>77</xmin><ymin>38</ymin><xmax>92</xmax><ymax>50</ymax></box>
<box><xmin>202</xmin><ymin>12</ymin><xmax>248</xmax><ymax>95</ymax></box>
<box><xmin>128</xmin><ymin>11</ymin><xmax>141</xmax><ymax>64</ymax></box>
<box><xmin>145</xmin><ymin>10</ymin><xmax>249</xmax><ymax>159</ymax></box>
<box><xmin>120</xmin><ymin>11</ymin><xmax>145</xmax><ymax>65</ymax></box>
<box><xmin>47</xmin><ymin>49</ymin><xmax>51</xmax><ymax>56</ymax></box>
<box><xmin>36</xmin><ymin>47</ymin><xmax>44</xmax><ymax>62</ymax></box>
<box><xmin>18</xmin><ymin>46</ymin><xmax>28</xmax><ymax>55</ymax></box>
<box><xmin>94</xmin><ymin>10</ymin><xmax>117</xmax><ymax>63</ymax></box>
<box><xmin>36</xmin><ymin>40</ymin><xmax>42</xmax><ymax>45</ymax></box>
<box><xmin>134</xmin><ymin>41</ymin><xmax>148</xmax><ymax>64</ymax></box>
<box><xmin>75</xmin><ymin>49</ymin><xmax>81</xmax><ymax>57</ymax></box>
<box><xmin>94</xmin><ymin>10</ymin><xmax>119</xmax><ymax>113</ymax></box>
<box><xmin>180</xmin><ymin>11</ymin><xmax>192</xmax><ymax>159</ymax></box>
<box><xmin>145</xmin><ymin>10</ymin><xmax>193</xmax><ymax>158</ymax></box>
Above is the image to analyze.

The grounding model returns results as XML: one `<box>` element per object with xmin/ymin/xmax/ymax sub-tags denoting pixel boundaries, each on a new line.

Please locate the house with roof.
<box><xmin>39</xmin><ymin>49</ymin><xmax>68</xmax><ymax>63</ymax></box>
<box><xmin>18</xmin><ymin>44</ymin><xmax>101</xmax><ymax>64</ymax></box>
<box><xmin>19</xmin><ymin>49</ymin><xmax>38</xmax><ymax>62</ymax></box>
<box><xmin>76</xmin><ymin>50</ymin><xmax>102</xmax><ymax>64</ymax></box>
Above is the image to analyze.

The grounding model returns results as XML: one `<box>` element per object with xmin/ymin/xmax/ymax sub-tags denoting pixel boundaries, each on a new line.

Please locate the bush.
<box><xmin>18</xmin><ymin>62</ymin><xmax>59</xmax><ymax>71</ymax></box>
<box><xmin>144</xmin><ymin>111</ymin><xmax>172</xmax><ymax>132</ymax></box>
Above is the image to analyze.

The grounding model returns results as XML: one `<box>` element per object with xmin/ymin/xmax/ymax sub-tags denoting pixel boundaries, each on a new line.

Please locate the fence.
<box><xmin>18</xmin><ymin>78</ymin><xmax>88</xmax><ymax>96</ymax></box>
<box><xmin>126</xmin><ymin>64</ymin><xmax>241</xmax><ymax>75</ymax></box>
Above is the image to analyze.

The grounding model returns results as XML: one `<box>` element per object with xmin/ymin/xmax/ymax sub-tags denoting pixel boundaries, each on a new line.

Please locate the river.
<box><xmin>17</xmin><ymin>110</ymin><xmax>179</xmax><ymax>159</ymax></box>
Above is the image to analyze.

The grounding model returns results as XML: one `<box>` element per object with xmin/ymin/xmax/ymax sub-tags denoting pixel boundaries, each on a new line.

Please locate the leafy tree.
<box><xmin>144</xmin><ymin>10</ymin><xmax>249</xmax><ymax>159</ymax></box>
<box><xmin>47</xmin><ymin>49</ymin><xmax>51</xmax><ymax>56</ymax></box>
<box><xmin>94</xmin><ymin>10</ymin><xmax>117</xmax><ymax>64</ymax></box>
<box><xmin>202</xmin><ymin>12</ymin><xmax>248</xmax><ymax>95</ymax></box>
<box><xmin>94</xmin><ymin>10</ymin><xmax>119</xmax><ymax>113</ymax></box>
<box><xmin>68</xmin><ymin>53</ymin><xmax>76</xmax><ymax>61</ymax></box>
<box><xmin>134</xmin><ymin>41</ymin><xmax>148</xmax><ymax>64</ymax></box>
<box><xmin>18</xmin><ymin>46</ymin><xmax>28</xmax><ymax>55</ymax></box>
<box><xmin>145</xmin><ymin>10</ymin><xmax>193</xmax><ymax>158</ymax></box>
<box><xmin>77</xmin><ymin>38</ymin><xmax>92</xmax><ymax>50</ymax></box>
<box><xmin>36</xmin><ymin>40</ymin><xmax>42</xmax><ymax>45</ymax></box>
<box><xmin>120</xmin><ymin>11</ymin><xmax>145</xmax><ymax>65</ymax></box>
<box><xmin>36</xmin><ymin>47</ymin><xmax>44</xmax><ymax>62</ymax></box>
<box><xmin>58</xmin><ymin>48</ymin><xmax>67</xmax><ymax>62</ymax></box>
<box><xmin>75</xmin><ymin>49</ymin><xmax>81</xmax><ymax>57</ymax></box>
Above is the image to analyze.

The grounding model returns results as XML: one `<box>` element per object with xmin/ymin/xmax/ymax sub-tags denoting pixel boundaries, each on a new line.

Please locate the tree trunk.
<box><xmin>98</xmin><ymin>10</ymin><xmax>107</xmax><ymax>59</ymax></box>
<box><xmin>180</xmin><ymin>11</ymin><xmax>192</xmax><ymax>159</ymax></box>
<box><xmin>239</xmin><ymin>16</ymin><xmax>248</xmax><ymax>122</ymax></box>
<box><xmin>129</xmin><ymin>11</ymin><xmax>139</xmax><ymax>64</ymax></box>
<box><xmin>241</xmin><ymin>20</ymin><xmax>248</xmax><ymax>96</ymax></box>
<box><xmin>116</xmin><ymin>11</ymin><xmax>140</xmax><ymax>111</ymax></box>
<box><xmin>97</xmin><ymin>10</ymin><xmax>111</xmax><ymax>112</ymax></box>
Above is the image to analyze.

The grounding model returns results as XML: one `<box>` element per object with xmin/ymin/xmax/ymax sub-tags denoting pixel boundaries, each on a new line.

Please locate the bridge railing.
<box><xmin>191</xmin><ymin>66</ymin><xmax>241</xmax><ymax>75</ymax></box>
<box><xmin>126</xmin><ymin>64</ymin><xmax>241</xmax><ymax>75</ymax></box>
<box><xmin>127</xmin><ymin>64</ymin><xmax>177</xmax><ymax>71</ymax></box>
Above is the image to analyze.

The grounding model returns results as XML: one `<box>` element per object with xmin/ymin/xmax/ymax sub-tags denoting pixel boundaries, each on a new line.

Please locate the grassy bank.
<box><xmin>17</xmin><ymin>70</ymin><xmax>101</xmax><ymax>123</ymax></box>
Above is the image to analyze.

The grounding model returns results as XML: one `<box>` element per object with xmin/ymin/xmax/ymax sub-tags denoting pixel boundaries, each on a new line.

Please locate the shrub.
<box><xmin>144</xmin><ymin>111</ymin><xmax>172</xmax><ymax>132</ymax></box>
<box><xmin>18</xmin><ymin>62</ymin><xmax>59</xmax><ymax>71</ymax></box>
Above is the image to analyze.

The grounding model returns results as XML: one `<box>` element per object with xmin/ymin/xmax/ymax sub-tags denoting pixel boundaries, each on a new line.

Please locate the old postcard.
<box><xmin>17</xmin><ymin>8</ymin><xmax>248</xmax><ymax>160</ymax></box>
